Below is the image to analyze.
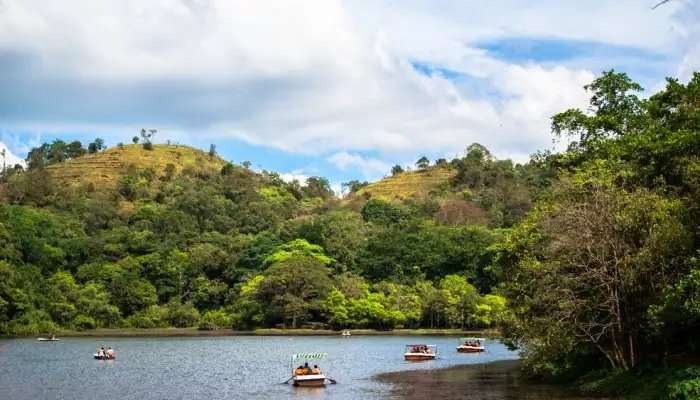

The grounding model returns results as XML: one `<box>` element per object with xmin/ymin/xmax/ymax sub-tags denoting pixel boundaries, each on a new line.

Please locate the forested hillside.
<box><xmin>0</xmin><ymin>136</ymin><xmax>537</xmax><ymax>335</ymax></box>
<box><xmin>1</xmin><ymin>70</ymin><xmax>699</xmax><ymax>397</ymax></box>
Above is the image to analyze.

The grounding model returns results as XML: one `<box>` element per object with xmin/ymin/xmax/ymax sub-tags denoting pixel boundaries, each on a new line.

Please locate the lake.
<box><xmin>0</xmin><ymin>335</ymin><xmax>575</xmax><ymax>399</ymax></box>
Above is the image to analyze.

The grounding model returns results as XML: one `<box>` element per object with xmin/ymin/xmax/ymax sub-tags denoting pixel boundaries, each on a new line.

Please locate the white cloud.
<box><xmin>280</xmin><ymin>171</ymin><xmax>309</xmax><ymax>184</ymax></box>
<box><xmin>327</xmin><ymin>151</ymin><xmax>391</xmax><ymax>180</ymax></box>
<box><xmin>0</xmin><ymin>0</ymin><xmax>695</xmax><ymax>172</ymax></box>
<box><xmin>0</xmin><ymin>142</ymin><xmax>25</xmax><ymax>168</ymax></box>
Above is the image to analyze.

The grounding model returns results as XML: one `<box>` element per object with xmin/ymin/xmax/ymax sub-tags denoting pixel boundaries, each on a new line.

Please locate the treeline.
<box><xmin>0</xmin><ymin>139</ymin><xmax>539</xmax><ymax>335</ymax></box>
<box><xmin>495</xmin><ymin>71</ymin><xmax>700</xmax><ymax>398</ymax></box>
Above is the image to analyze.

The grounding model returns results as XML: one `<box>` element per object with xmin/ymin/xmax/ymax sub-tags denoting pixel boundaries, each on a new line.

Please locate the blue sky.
<box><xmin>0</xmin><ymin>0</ymin><xmax>697</xmax><ymax>192</ymax></box>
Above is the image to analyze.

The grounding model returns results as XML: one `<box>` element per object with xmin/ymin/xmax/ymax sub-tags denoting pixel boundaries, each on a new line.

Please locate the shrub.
<box><xmin>197</xmin><ymin>309</ymin><xmax>231</xmax><ymax>330</ymax></box>
<box><xmin>73</xmin><ymin>315</ymin><xmax>96</xmax><ymax>331</ymax></box>
<box><xmin>124</xmin><ymin>305</ymin><xmax>168</xmax><ymax>329</ymax></box>
<box><xmin>165</xmin><ymin>302</ymin><xmax>200</xmax><ymax>328</ymax></box>
<box><xmin>6</xmin><ymin>310</ymin><xmax>58</xmax><ymax>336</ymax></box>
<box><xmin>667</xmin><ymin>367</ymin><xmax>700</xmax><ymax>400</ymax></box>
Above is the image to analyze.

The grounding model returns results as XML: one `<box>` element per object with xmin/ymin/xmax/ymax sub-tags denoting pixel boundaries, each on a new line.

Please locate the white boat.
<box><xmin>404</xmin><ymin>344</ymin><xmax>437</xmax><ymax>361</ymax></box>
<box><xmin>341</xmin><ymin>330</ymin><xmax>351</xmax><ymax>336</ymax></box>
<box><xmin>289</xmin><ymin>352</ymin><xmax>333</xmax><ymax>387</ymax></box>
<box><xmin>37</xmin><ymin>337</ymin><xmax>60</xmax><ymax>341</ymax></box>
<box><xmin>457</xmin><ymin>337</ymin><xmax>486</xmax><ymax>353</ymax></box>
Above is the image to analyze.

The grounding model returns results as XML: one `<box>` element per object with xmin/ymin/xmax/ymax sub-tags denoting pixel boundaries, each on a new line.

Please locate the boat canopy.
<box><xmin>405</xmin><ymin>344</ymin><xmax>436</xmax><ymax>349</ymax></box>
<box><xmin>460</xmin><ymin>337</ymin><xmax>485</xmax><ymax>341</ymax></box>
<box><xmin>292</xmin><ymin>352</ymin><xmax>327</xmax><ymax>361</ymax></box>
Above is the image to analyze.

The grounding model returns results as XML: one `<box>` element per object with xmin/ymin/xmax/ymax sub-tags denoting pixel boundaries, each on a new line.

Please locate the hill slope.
<box><xmin>45</xmin><ymin>144</ymin><xmax>227</xmax><ymax>188</ymax></box>
<box><xmin>355</xmin><ymin>167</ymin><xmax>456</xmax><ymax>201</ymax></box>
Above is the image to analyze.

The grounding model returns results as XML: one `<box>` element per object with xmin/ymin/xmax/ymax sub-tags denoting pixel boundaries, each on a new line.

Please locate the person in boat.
<box><xmin>304</xmin><ymin>362</ymin><xmax>311</xmax><ymax>375</ymax></box>
<box><xmin>311</xmin><ymin>365</ymin><xmax>321</xmax><ymax>375</ymax></box>
<box><xmin>106</xmin><ymin>347</ymin><xmax>114</xmax><ymax>359</ymax></box>
<box><xmin>97</xmin><ymin>347</ymin><xmax>105</xmax><ymax>359</ymax></box>
<box><xmin>294</xmin><ymin>365</ymin><xmax>306</xmax><ymax>376</ymax></box>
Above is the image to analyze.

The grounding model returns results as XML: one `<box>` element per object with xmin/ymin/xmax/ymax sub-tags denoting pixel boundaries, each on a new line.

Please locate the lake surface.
<box><xmin>0</xmin><ymin>336</ymin><xmax>517</xmax><ymax>399</ymax></box>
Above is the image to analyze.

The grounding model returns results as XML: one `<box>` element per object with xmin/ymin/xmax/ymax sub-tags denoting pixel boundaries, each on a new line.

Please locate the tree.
<box><xmin>342</xmin><ymin>180</ymin><xmax>368</xmax><ymax>194</ymax></box>
<box><xmin>303</xmin><ymin>176</ymin><xmax>334</xmax><ymax>199</ymax></box>
<box><xmin>88</xmin><ymin>138</ymin><xmax>104</xmax><ymax>154</ymax></box>
<box><xmin>440</xmin><ymin>274</ymin><xmax>479</xmax><ymax>328</ymax></box>
<box><xmin>416</xmin><ymin>156</ymin><xmax>430</xmax><ymax>170</ymax></box>
<box><xmin>391</xmin><ymin>165</ymin><xmax>404</xmax><ymax>176</ymax></box>
<box><xmin>500</xmin><ymin>179</ymin><xmax>691</xmax><ymax>371</ymax></box>
<box><xmin>209</xmin><ymin>144</ymin><xmax>216</xmax><ymax>158</ymax></box>
<box><xmin>552</xmin><ymin>70</ymin><xmax>643</xmax><ymax>156</ymax></box>
<box><xmin>132</xmin><ymin>136</ymin><xmax>139</xmax><ymax>144</ymax></box>
<box><xmin>257</xmin><ymin>255</ymin><xmax>333</xmax><ymax>328</ymax></box>
<box><xmin>66</xmin><ymin>141</ymin><xmax>86</xmax><ymax>158</ymax></box>
<box><xmin>140</xmin><ymin>128</ymin><xmax>156</xmax><ymax>150</ymax></box>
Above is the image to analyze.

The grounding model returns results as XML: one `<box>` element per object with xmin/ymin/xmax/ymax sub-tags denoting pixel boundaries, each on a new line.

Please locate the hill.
<box><xmin>355</xmin><ymin>167</ymin><xmax>456</xmax><ymax>201</ymax></box>
<box><xmin>45</xmin><ymin>144</ymin><xmax>227</xmax><ymax>188</ymax></box>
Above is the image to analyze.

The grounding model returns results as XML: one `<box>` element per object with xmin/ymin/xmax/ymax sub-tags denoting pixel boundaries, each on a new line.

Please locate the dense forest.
<box><xmin>1</xmin><ymin>70</ymin><xmax>699</xmax><ymax>397</ymax></box>
<box><xmin>0</xmin><ymin>130</ymin><xmax>529</xmax><ymax>335</ymax></box>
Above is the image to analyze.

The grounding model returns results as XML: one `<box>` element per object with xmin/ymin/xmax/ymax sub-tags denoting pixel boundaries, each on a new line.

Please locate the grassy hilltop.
<box><xmin>45</xmin><ymin>144</ymin><xmax>227</xmax><ymax>189</ymax></box>
<box><xmin>354</xmin><ymin>167</ymin><xmax>456</xmax><ymax>201</ymax></box>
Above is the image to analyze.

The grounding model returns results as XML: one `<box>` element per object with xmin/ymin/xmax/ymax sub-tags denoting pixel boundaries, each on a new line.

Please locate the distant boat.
<box><xmin>457</xmin><ymin>337</ymin><xmax>486</xmax><ymax>353</ymax></box>
<box><xmin>93</xmin><ymin>353</ymin><xmax>115</xmax><ymax>360</ymax></box>
<box><xmin>341</xmin><ymin>330</ymin><xmax>351</xmax><ymax>336</ymax></box>
<box><xmin>404</xmin><ymin>344</ymin><xmax>437</xmax><ymax>361</ymax></box>
<box><xmin>37</xmin><ymin>336</ymin><xmax>59</xmax><ymax>342</ymax></box>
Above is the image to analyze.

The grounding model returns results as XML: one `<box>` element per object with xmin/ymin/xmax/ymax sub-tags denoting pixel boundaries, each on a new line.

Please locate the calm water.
<box><xmin>0</xmin><ymin>335</ymin><xmax>517</xmax><ymax>399</ymax></box>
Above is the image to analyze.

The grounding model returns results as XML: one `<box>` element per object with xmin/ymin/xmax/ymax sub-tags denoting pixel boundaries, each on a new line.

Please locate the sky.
<box><xmin>0</xmin><ymin>0</ymin><xmax>698</xmax><ymax>192</ymax></box>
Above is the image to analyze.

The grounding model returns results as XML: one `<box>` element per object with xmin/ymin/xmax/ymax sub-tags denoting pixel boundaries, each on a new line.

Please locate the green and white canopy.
<box><xmin>292</xmin><ymin>352</ymin><xmax>327</xmax><ymax>360</ymax></box>
<box><xmin>460</xmin><ymin>337</ymin><xmax>485</xmax><ymax>342</ymax></box>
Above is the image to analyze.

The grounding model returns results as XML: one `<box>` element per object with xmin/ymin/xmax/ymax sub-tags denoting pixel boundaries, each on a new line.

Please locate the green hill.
<box><xmin>45</xmin><ymin>144</ymin><xmax>227</xmax><ymax>189</ymax></box>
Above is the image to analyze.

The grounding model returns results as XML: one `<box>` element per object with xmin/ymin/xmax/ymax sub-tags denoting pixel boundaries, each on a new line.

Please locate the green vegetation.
<box><xmin>0</xmin><ymin>138</ymin><xmax>522</xmax><ymax>338</ymax></box>
<box><xmin>494</xmin><ymin>71</ymin><xmax>700</xmax><ymax>398</ymax></box>
<box><xmin>1</xmin><ymin>70</ymin><xmax>699</xmax><ymax>398</ymax></box>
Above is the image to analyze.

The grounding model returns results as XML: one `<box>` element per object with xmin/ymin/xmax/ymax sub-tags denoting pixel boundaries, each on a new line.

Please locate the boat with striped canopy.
<box><xmin>290</xmin><ymin>352</ymin><xmax>330</xmax><ymax>387</ymax></box>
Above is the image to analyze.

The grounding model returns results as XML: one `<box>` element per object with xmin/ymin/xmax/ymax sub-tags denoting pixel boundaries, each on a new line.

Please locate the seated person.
<box><xmin>106</xmin><ymin>347</ymin><xmax>114</xmax><ymax>359</ymax></box>
<box><xmin>294</xmin><ymin>365</ymin><xmax>306</xmax><ymax>376</ymax></box>
<box><xmin>304</xmin><ymin>362</ymin><xmax>311</xmax><ymax>375</ymax></box>
<box><xmin>311</xmin><ymin>365</ymin><xmax>321</xmax><ymax>375</ymax></box>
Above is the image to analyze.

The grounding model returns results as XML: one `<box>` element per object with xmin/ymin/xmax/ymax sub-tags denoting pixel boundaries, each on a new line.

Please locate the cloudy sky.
<box><xmin>0</xmin><ymin>0</ymin><xmax>698</xmax><ymax>189</ymax></box>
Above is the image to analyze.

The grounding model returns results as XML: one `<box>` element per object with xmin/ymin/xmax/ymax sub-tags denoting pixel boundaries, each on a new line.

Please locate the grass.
<box><xmin>49</xmin><ymin>328</ymin><xmax>499</xmax><ymax>338</ymax></box>
<box><xmin>45</xmin><ymin>144</ymin><xmax>227</xmax><ymax>189</ymax></box>
<box><xmin>355</xmin><ymin>167</ymin><xmax>455</xmax><ymax>202</ymax></box>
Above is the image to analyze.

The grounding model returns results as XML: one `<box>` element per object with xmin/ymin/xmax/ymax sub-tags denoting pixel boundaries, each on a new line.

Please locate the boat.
<box><xmin>457</xmin><ymin>337</ymin><xmax>486</xmax><ymax>353</ymax></box>
<box><xmin>289</xmin><ymin>352</ymin><xmax>331</xmax><ymax>387</ymax></box>
<box><xmin>403</xmin><ymin>344</ymin><xmax>437</xmax><ymax>361</ymax></box>
<box><xmin>37</xmin><ymin>335</ymin><xmax>59</xmax><ymax>341</ymax></box>
<box><xmin>341</xmin><ymin>330</ymin><xmax>351</xmax><ymax>337</ymax></box>
<box><xmin>93</xmin><ymin>353</ymin><xmax>116</xmax><ymax>360</ymax></box>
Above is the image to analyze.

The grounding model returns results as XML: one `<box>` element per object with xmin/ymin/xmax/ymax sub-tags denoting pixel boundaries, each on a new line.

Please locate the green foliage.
<box><xmin>496</xmin><ymin>70</ymin><xmax>700</xmax><ymax>383</ymax></box>
<box><xmin>667</xmin><ymin>367</ymin><xmax>700</xmax><ymax>400</ymax></box>
<box><xmin>198</xmin><ymin>309</ymin><xmax>231</xmax><ymax>330</ymax></box>
<box><xmin>361</xmin><ymin>199</ymin><xmax>406</xmax><ymax>225</ymax></box>
<box><xmin>263</xmin><ymin>239</ymin><xmax>333</xmax><ymax>267</ymax></box>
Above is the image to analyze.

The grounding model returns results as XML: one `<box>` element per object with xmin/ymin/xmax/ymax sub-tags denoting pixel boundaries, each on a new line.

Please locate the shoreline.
<box><xmin>3</xmin><ymin>328</ymin><xmax>499</xmax><ymax>338</ymax></box>
<box><xmin>376</xmin><ymin>360</ymin><xmax>607</xmax><ymax>400</ymax></box>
